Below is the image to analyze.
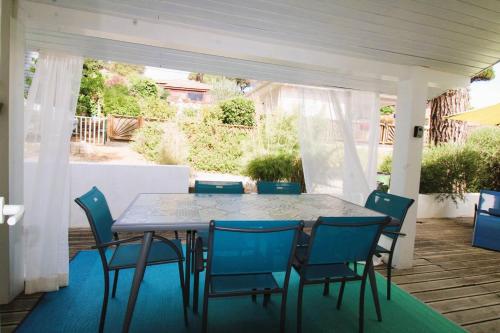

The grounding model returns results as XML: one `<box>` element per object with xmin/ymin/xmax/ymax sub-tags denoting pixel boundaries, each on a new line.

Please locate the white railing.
<box><xmin>73</xmin><ymin>116</ymin><xmax>107</xmax><ymax>145</ymax></box>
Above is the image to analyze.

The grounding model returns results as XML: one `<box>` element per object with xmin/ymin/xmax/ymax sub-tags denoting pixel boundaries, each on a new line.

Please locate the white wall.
<box><xmin>417</xmin><ymin>193</ymin><xmax>479</xmax><ymax>219</ymax></box>
<box><xmin>25</xmin><ymin>162</ymin><xmax>190</xmax><ymax>228</ymax></box>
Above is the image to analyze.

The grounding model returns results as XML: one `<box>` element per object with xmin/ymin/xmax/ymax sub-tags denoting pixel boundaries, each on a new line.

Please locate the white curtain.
<box><xmin>297</xmin><ymin>87</ymin><xmax>379</xmax><ymax>204</ymax></box>
<box><xmin>254</xmin><ymin>84</ymin><xmax>380</xmax><ymax>204</ymax></box>
<box><xmin>24</xmin><ymin>52</ymin><xmax>83</xmax><ymax>293</ymax></box>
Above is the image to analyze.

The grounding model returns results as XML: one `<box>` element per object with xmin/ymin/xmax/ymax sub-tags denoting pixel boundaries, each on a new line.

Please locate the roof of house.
<box><xmin>156</xmin><ymin>79</ymin><xmax>211</xmax><ymax>92</ymax></box>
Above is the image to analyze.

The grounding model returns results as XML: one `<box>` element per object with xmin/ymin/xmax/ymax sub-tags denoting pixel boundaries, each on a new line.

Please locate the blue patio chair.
<box><xmin>189</xmin><ymin>180</ymin><xmax>245</xmax><ymax>307</ymax></box>
<box><xmin>293</xmin><ymin>216</ymin><xmax>389</xmax><ymax>333</ymax></box>
<box><xmin>201</xmin><ymin>220</ymin><xmax>302</xmax><ymax>333</ymax></box>
<box><xmin>194</xmin><ymin>180</ymin><xmax>244</xmax><ymax>194</ymax></box>
<box><xmin>472</xmin><ymin>190</ymin><xmax>500</xmax><ymax>251</ymax></box>
<box><xmin>257</xmin><ymin>181</ymin><xmax>302</xmax><ymax>194</ymax></box>
<box><xmin>74</xmin><ymin>187</ymin><xmax>188</xmax><ymax>332</ymax></box>
<box><xmin>364</xmin><ymin>190</ymin><xmax>414</xmax><ymax>300</ymax></box>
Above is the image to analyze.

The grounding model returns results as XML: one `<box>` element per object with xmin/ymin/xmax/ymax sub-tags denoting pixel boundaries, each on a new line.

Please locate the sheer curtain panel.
<box><xmin>297</xmin><ymin>87</ymin><xmax>380</xmax><ymax>204</ymax></box>
<box><xmin>24</xmin><ymin>52</ymin><xmax>83</xmax><ymax>293</ymax></box>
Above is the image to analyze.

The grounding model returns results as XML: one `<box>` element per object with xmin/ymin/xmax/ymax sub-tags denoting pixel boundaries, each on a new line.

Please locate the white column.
<box><xmin>0</xmin><ymin>0</ymin><xmax>25</xmax><ymax>304</ymax></box>
<box><xmin>390</xmin><ymin>68</ymin><xmax>428</xmax><ymax>269</ymax></box>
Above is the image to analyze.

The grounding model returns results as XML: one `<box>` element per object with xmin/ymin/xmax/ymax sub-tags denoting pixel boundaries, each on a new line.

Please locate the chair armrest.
<box><xmin>91</xmin><ymin>235</ymin><xmax>144</xmax><ymax>249</ymax></box>
<box><xmin>477</xmin><ymin>209</ymin><xmax>500</xmax><ymax>217</ymax></box>
<box><xmin>488</xmin><ymin>208</ymin><xmax>500</xmax><ymax>217</ymax></box>
<box><xmin>382</xmin><ymin>231</ymin><xmax>406</xmax><ymax>237</ymax></box>
<box><xmin>153</xmin><ymin>234</ymin><xmax>184</xmax><ymax>260</ymax></box>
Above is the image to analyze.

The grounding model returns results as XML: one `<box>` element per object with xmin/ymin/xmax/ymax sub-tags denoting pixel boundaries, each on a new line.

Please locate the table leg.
<box><xmin>185</xmin><ymin>230</ymin><xmax>191</xmax><ymax>305</ymax></box>
<box><xmin>121</xmin><ymin>231</ymin><xmax>154</xmax><ymax>333</ymax></box>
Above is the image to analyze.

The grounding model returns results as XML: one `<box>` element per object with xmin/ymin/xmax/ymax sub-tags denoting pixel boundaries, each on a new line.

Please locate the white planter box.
<box><xmin>417</xmin><ymin>193</ymin><xmax>479</xmax><ymax>219</ymax></box>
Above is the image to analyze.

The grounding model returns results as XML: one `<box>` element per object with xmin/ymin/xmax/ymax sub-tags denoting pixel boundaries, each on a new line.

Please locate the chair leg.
<box><xmin>191</xmin><ymin>231</ymin><xmax>197</xmax><ymax>273</ymax></box>
<box><xmin>297</xmin><ymin>280</ymin><xmax>304</xmax><ymax>333</ymax></box>
<box><xmin>178</xmin><ymin>261</ymin><xmax>189</xmax><ymax>327</ymax></box>
<box><xmin>174</xmin><ymin>231</ymin><xmax>179</xmax><ymax>239</ymax></box>
<box><xmin>387</xmin><ymin>253</ymin><xmax>393</xmax><ymax>300</ymax></box>
<box><xmin>279</xmin><ymin>291</ymin><xmax>288</xmax><ymax>333</ymax></box>
<box><xmin>99</xmin><ymin>271</ymin><xmax>110</xmax><ymax>333</ymax></box>
<box><xmin>354</xmin><ymin>261</ymin><xmax>358</xmax><ymax>274</ymax></box>
<box><xmin>185</xmin><ymin>231</ymin><xmax>191</xmax><ymax>306</ymax></box>
<box><xmin>202</xmin><ymin>287</ymin><xmax>209</xmax><ymax>333</ymax></box>
<box><xmin>323</xmin><ymin>278</ymin><xmax>330</xmax><ymax>296</ymax></box>
<box><xmin>359</xmin><ymin>279</ymin><xmax>367</xmax><ymax>333</ymax></box>
<box><xmin>111</xmin><ymin>269</ymin><xmax>119</xmax><ymax>298</ymax></box>
<box><xmin>368</xmin><ymin>266</ymin><xmax>382</xmax><ymax>322</ymax></box>
<box><xmin>337</xmin><ymin>281</ymin><xmax>346</xmax><ymax>310</ymax></box>
<box><xmin>252</xmin><ymin>290</ymin><xmax>257</xmax><ymax>302</ymax></box>
<box><xmin>193</xmin><ymin>268</ymin><xmax>200</xmax><ymax>314</ymax></box>
<box><xmin>263</xmin><ymin>288</ymin><xmax>271</xmax><ymax>307</ymax></box>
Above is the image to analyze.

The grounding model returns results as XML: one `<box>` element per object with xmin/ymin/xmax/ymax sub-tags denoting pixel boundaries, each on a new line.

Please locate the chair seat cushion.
<box><xmin>210</xmin><ymin>273</ymin><xmax>279</xmax><ymax>293</ymax></box>
<box><xmin>109</xmin><ymin>239</ymin><xmax>183</xmax><ymax>269</ymax></box>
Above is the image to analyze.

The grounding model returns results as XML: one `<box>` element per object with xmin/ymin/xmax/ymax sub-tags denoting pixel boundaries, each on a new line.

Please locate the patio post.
<box><xmin>0</xmin><ymin>0</ymin><xmax>26</xmax><ymax>304</ymax></box>
<box><xmin>389</xmin><ymin>68</ymin><xmax>428</xmax><ymax>269</ymax></box>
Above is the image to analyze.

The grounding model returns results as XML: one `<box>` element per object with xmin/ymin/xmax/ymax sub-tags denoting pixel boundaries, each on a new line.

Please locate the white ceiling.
<box><xmin>26</xmin><ymin>0</ymin><xmax>500</xmax><ymax>77</ymax></box>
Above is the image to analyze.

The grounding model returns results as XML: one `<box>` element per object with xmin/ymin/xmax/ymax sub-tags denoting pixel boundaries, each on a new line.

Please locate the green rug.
<box><xmin>16</xmin><ymin>250</ymin><xmax>465</xmax><ymax>332</ymax></box>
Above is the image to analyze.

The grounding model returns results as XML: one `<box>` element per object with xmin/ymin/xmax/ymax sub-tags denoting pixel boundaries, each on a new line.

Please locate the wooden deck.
<box><xmin>2</xmin><ymin>218</ymin><xmax>500</xmax><ymax>332</ymax></box>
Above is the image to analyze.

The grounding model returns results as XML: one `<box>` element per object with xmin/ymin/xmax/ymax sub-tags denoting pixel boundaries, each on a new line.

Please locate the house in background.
<box><xmin>156</xmin><ymin>79</ymin><xmax>211</xmax><ymax>111</ymax></box>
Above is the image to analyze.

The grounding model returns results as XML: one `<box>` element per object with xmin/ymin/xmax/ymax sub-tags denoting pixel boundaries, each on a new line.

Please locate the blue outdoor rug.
<box><xmin>16</xmin><ymin>250</ymin><xmax>465</xmax><ymax>333</ymax></box>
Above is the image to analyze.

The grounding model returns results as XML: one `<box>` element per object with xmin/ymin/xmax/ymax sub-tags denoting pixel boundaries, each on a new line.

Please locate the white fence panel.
<box><xmin>73</xmin><ymin>116</ymin><xmax>107</xmax><ymax>145</ymax></box>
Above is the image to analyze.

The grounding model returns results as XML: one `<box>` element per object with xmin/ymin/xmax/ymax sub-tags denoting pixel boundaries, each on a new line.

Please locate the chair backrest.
<box><xmin>207</xmin><ymin>220</ymin><xmax>302</xmax><ymax>276</ymax></box>
<box><xmin>257</xmin><ymin>181</ymin><xmax>301</xmax><ymax>195</ymax></box>
<box><xmin>74</xmin><ymin>186</ymin><xmax>114</xmax><ymax>245</ymax></box>
<box><xmin>307</xmin><ymin>216</ymin><xmax>389</xmax><ymax>265</ymax></box>
<box><xmin>194</xmin><ymin>180</ymin><xmax>244</xmax><ymax>194</ymax></box>
<box><xmin>478</xmin><ymin>190</ymin><xmax>500</xmax><ymax>212</ymax></box>
<box><xmin>365</xmin><ymin>191</ymin><xmax>414</xmax><ymax>232</ymax></box>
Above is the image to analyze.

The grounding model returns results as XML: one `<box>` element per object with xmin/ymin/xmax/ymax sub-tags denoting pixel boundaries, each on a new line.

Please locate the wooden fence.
<box><xmin>73</xmin><ymin>116</ymin><xmax>107</xmax><ymax>145</ymax></box>
<box><xmin>379</xmin><ymin>123</ymin><xmax>395</xmax><ymax>145</ymax></box>
<box><xmin>75</xmin><ymin>114</ymin><xmax>407</xmax><ymax>146</ymax></box>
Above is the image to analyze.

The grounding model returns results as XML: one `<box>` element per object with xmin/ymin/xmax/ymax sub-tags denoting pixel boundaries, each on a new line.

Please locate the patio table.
<box><xmin>112</xmin><ymin>193</ymin><xmax>387</xmax><ymax>333</ymax></box>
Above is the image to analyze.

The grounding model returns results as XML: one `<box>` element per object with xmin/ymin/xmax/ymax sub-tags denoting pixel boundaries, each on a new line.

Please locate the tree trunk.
<box><xmin>428</xmin><ymin>88</ymin><xmax>469</xmax><ymax>145</ymax></box>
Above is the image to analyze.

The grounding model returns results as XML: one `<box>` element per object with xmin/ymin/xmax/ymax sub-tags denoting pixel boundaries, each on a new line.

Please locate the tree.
<box><xmin>106</xmin><ymin>62</ymin><xmax>144</xmax><ymax>77</ymax></box>
<box><xmin>189</xmin><ymin>72</ymin><xmax>251</xmax><ymax>92</ymax></box>
<box><xmin>77</xmin><ymin>59</ymin><xmax>105</xmax><ymax>116</ymax></box>
<box><xmin>428</xmin><ymin>67</ymin><xmax>494</xmax><ymax>145</ymax></box>
<box><xmin>429</xmin><ymin>88</ymin><xmax>469</xmax><ymax>145</ymax></box>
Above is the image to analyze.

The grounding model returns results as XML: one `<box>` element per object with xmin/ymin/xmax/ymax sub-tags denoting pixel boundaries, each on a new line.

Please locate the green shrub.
<box><xmin>244</xmin><ymin>114</ymin><xmax>300</xmax><ymax>160</ymax></box>
<box><xmin>378</xmin><ymin>155</ymin><xmax>392</xmax><ymax>174</ymax></box>
<box><xmin>157</xmin><ymin>123</ymin><xmax>188</xmax><ymax>165</ymax></box>
<box><xmin>380</xmin><ymin>105</ymin><xmax>395</xmax><ymax>115</ymax></box>
<box><xmin>182</xmin><ymin>122</ymin><xmax>249</xmax><ymax>173</ymax></box>
<box><xmin>419</xmin><ymin>145</ymin><xmax>481</xmax><ymax>201</ymax></box>
<box><xmin>103</xmin><ymin>84</ymin><xmax>140</xmax><ymax>117</ymax></box>
<box><xmin>218</xmin><ymin>97</ymin><xmax>255</xmax><ymax>126</ymax></box>
<box><xmin>465</xmin><ymin>127</ymin><xmax>500</xmax><ymax>191</ymax></box>
<box><xmin>77</xmin><ymin>59</ymin><xmax>105</xmax><ymax>116</ymax></box>
<box><xmin>245</xmin><ymin>153</ymin><xmax>305</xmax><ymax>191</ymax></box>
<box><xmin>377</xmin><ymin>144</ymin><xmax>484</xmax><ymax>201</ymax></box>
<box><xmin>131</xmin><ymin>123</ymin><xmax>163</xmax><ymax>162</ymax></box>
<box><xmin>138</xmin><ymin>96</ymin><xmax>176</xmax><ymax>120</ymax></box>
<box><xmin>130</xmin><ymin>77</ymin><xmax>159</xmax><ymax>98</ymax></box>
<box><xmin>209</xmin><ymin>78</ymin><xmax>242</xmax><ymax>102</ymax></box>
